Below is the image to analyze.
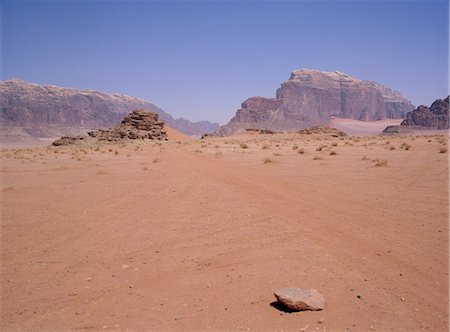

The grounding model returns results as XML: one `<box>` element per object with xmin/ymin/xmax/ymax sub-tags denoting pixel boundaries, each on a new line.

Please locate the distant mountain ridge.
<box><xmin>0</xmin><ymin>79</ymin><xmax>219</xmax><ymax>141</ymax></box>
<box><xmin>217</xmin><ymin>69</ymin><xmax>414</xmax><ymax>136</ymax></box>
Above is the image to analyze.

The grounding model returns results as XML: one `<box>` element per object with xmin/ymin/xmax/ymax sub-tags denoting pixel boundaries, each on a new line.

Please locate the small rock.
<box><xmin>274</xmin><ymin>288</ymin><xmax>325</xmax><ymax>311</ymax></box>
<box><xmin>317</xmin><ymin>317</ymin><xmax>325</xmax><ymax>324</ymax></box>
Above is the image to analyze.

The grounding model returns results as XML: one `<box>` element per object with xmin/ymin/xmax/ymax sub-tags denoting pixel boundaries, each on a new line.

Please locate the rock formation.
<box><xmin>52</xmin><ymin>109</ymin><xmax>167</xmax><ymax>146</ymax></box>
<box><xmin>0</xmin><ymin>79</ymin><xmax>219</xmax><ymax>142</ymax></box>
<box><xmin>217</xmin><ymin>69</ymin><xmax>414</xmax><ymax>135</ymax></box>
<box><xmin>383</xmin><ymin>96</ymin><xmax>449</xmax><ymax>134</ymax></box>
<box><xmin>401</xmin><ymin>96</ymin><xmax>449</xmax><ymax>129</ymax></box>
<box><xmin>274</xmin><ymin>288</ymin><xmax>325</xmax><ymax>311</ymax></box>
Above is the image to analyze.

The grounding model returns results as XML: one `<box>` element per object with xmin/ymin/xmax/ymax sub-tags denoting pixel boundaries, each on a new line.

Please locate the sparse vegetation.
<box><xmin>373</xmin><ymin>159</ymin><xmax>388</xmax><ymax>167</ymax></box>
<box><xmin>313</xmin><ymin>156</ymin><xmax>323</xmax><ymax>160</ymax></box>
<box><xmin>329</xmin><ymin>151</ymin><xmax>337</xmax><ymax>155</ymax></box>
<box><xmin>263</xmin><ymin>157</ymin><xmax>273</xmax><ymax>164</ymax></box>
<box><xmin>439</xmin><ymin>147</ymin><xmax>447</xmax><ymax>154</ymax></box>
<box><xmin>240</xmin><ymin>143</ymin><xmax>248</xmax><ymax>149</ymax></box>
<box><xmin>297</xmin><ymin>148</ymin><xmax>305</xmax><ymax>154</ymax></box>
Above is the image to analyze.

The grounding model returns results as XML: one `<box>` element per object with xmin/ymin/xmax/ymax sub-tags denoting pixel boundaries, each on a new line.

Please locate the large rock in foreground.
<box><xmin>274</xmin><ymin>288</ymin><xmax>325</xmax><ymax>311</ymax></box>
<box><xmin>52</xmin><ymin>110</ymin><xmax>167</xmax><ymax>146</ymax></box>
<box><xmin>217</xmin><ymin>69</ymin><xmax>414</xmax><ymax>136</ymax></box>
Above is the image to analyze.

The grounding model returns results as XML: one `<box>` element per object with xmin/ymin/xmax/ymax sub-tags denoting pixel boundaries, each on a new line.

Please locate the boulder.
<box><xmin>274</xmin><ymin>288</ymin><xmax>325</xmax><ymax>311</ymax></box>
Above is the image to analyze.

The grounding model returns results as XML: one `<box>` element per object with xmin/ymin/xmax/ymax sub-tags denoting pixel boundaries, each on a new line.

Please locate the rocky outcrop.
<box><xmin>401</xmin><ymin>96</ymin><xmax>449</xmax><ymax>129</ymax></box>
<box><xmin>0</xmin><ymin>79</ymin><xmax>219</xmax><ymax>141</ymax></box>
<box><xmin>217</xmin><ymin>69</ymin><xmax>414</xmax><ymax>135</ymax></box>
<box><xmin>52</xmin><ymin>110</ymin><xmax>167</xmax><ymax>146</ymax></box>
<box><xmin>383</xmin><ymin>96</ymin><xmax>449</xmax><ymax>134</ymax></box>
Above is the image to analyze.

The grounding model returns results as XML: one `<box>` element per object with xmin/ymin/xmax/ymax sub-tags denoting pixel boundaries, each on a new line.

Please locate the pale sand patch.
<box><xmin>329</xmin><ymin>117</ymin><xmax>403</xmax><ymax>136</ymax></box>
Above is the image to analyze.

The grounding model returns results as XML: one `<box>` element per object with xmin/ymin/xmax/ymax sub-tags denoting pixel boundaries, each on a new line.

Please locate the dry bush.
<box><xmin>152</xmin><ymin>158</ymin><xmax>159</xmax><ymax>163</ymax></box>
<box><xmin>292</xmin><ymin>145</ymin><xmax>298</xmax><ymax>150</ymax></box>
<box><xmin>240</xmin><ymin>143</ymin><xmax>248</xmax><ymax>149</ymax></box>
<box><xmin>261</xmin><ymin>144</ymin><xmax>270</xmax><ymax>150</ymax></box>
<box><xmin>439</xmin><ymin>147</ymin><xmax>447</xmax><ymax>154</ymax></box>
<box><xmin>313</xmin><ymin>156</ymin><xmax>323</xmax><ymax>160</ymax></box>
<box><xmin>331</xmin><ymin>142</ymin><xmax>338</xmax><ymax>147</ymax></box>
<box><xmin>329</xmin><ymin>151</ymin><xmax>337</xmax><ymax>155</ymax></box>
<box><xmin>373</xmin><ymin>159</ymin><xmax>388</xmax><ymax>167</ymax></box>
<box><xmin>297</xmin><ymin>149</ymin><xmax>305</xmax><ymax>154</ymax></box>
<box><xmin>389</xmin><ymin>146</ymin><xmax>396</xmax><ymax>150</ymax></box>
<box><xmin>142</xmin><ymin>166</ymin><xmax>149</xmax><ymax>171</ymax></box>
<box><xmin>263</xmin><ymin>157</ymin><xmax>273</xmax><ymax>164</ymax></box>
<box><xmin>96</xmin><ymin>170</ymin><xmax>106</xmax><ymax>175</ymax></box>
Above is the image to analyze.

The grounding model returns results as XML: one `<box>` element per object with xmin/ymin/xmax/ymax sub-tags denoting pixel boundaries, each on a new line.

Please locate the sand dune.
<box><xmin>1</xmin><ymin>132</ymin><xmax>448</xmax><ymax>331</ymax></box>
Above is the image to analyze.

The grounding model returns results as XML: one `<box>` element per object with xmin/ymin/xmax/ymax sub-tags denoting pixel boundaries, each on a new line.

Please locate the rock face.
<box><xmin>401</xmin><ymin>96</ymin><xmax>449</xmax><ymax>129</ymax></box>
<box><xmin>383</xmin><ymin>96</ymin><xmax>449</xmax><ymax>134</ymax></box>
<box><xmin>52</xmin><ymin>110</ymin><xmax>167</xmax><ymax>146</ymax></box>
<box><xmin>217</xmin><ymin>69</ymin><xmax>414</xmax><ymax>135</ymax></box>
<box><xmin>0</xmin><ymin>79</ymin><xmax>219</xmax><ymax>141</ymax></box>
<box><xmin>274</xmin><ymin>288</ymin><xmax>325</xmax><ymax>311</ymax></box>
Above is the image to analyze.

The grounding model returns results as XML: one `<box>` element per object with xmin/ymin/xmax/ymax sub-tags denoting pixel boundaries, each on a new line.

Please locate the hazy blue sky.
<box><xmin>1</xmin><ymin>0</ymin><xmax>448</xmax><ymax>124</ymax></box>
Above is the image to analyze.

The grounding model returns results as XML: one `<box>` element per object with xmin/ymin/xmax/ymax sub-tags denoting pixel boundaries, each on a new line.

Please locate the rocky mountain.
<box><xmin>217</xmin><ymin>69</ymin><xmax>414</xmax><ymax>136</ymax></box>
<box><xmin>0</xmin><ymin>79</ymin><xmax>219</xmax><ymax>141</ymax></box>
<box><xmin>383</xmin><ymin>96</ymin><xmax>449</xmax><ymax>134</ymax></box>
<box><xmin>401</xmin><ymin>96</ymin><xmax>449</xmax><ymax>129</ymax></box>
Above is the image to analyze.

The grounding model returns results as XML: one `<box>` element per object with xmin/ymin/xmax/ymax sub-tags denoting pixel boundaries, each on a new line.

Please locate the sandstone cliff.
<box><xmin>383</xmin><ymin>96</ymin><xmax>449</xmax><ymax>134</ymax></box>
<box><xmin>217</xmin><ymin>69</ymin><xmax>414</xmax><ymax>135</ymax></box>
<box><xmin>0</xmin><ymin>79</ymin><xmax>219</xmax><ymax>141</ymax></box>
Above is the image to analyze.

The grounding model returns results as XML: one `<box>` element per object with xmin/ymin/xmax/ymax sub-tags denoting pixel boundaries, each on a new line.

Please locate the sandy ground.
<box><xmin>1</xmin><ymin>131</ymin><xmax>448</xmax><ymax>331</ymax></box>
<box><xmin>328</xmin><ymin>118</ymin><xmax>403</xmax><ymax>136</ymax></box>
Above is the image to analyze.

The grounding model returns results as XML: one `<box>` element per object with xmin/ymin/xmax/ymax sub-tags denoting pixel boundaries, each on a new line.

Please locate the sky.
<box><xmin>1</xmin><ymin>0</ymin><xmax>449</xmax><ymax>124</ymax></box>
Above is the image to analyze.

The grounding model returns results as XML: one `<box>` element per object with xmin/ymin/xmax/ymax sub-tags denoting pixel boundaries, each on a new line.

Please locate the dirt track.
<box><xmin>1</xmin><ymin>132</ymin><xmax>448</xmax><ymax>331</ymax></box>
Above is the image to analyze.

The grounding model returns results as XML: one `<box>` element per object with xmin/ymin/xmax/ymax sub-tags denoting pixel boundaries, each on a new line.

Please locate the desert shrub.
<box><xmin>389</xmin><ymin>146</ymin><xmax>396</xmax><ymax>150</ymax></box>
<box><xmin>263</xmin><ymin>157</ymin><xmax>273</xmax><ymax>164</ymax></box>
<box><xmin>373</xmin><ymin>159</ymin><xmax>388</xmax><ymax>167</ymax></box>
<box><xmin>329</xmin><ymin>151</ymin><xmax>337</xmax><ymax>155</ymax></box>
<box><xmin>152</xmin><ymin>158</ymin><xmax>159</xmax><ymax>163</ymax></box>
<box><xmin>316</xmin><ymin>146</ymin><xmax>323</xmax><ymax>152</ymax></box>
<box><xmin>331</xmin><ymin>142</ymin><xmax>338</xmax><ymax>147</ymax></box>
<box><xmin>261</xmin><ymin>144</ymin><xmax>270</xmax><ymax>150</ymax></box>
<box><xmin>292</xmin><ymin>145</ymin><xmax>298</xmax><ymax>150</ymax></box>
<box><xmin>439</xmin><ymin>147</ymin><xmax>447</xmax><ymax>154</ymax></box>
<box><xmin>297</xmin><ymin>149</ymin><xmax>305</xmax><ymax>154</ymax></box>
<box><xmin>240</xmin><ymin>143</ymin><xmax>248</xmax><ymax>149</ymax></box>
<box><xmin>313</xmin><ymin>156</ymin><xmax>322</xmax><ymax>160</ymax></box>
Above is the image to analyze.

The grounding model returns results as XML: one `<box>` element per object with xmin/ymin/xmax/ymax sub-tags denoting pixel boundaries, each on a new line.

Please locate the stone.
<box><xmin>274</xmin><ymin>287</ymin><xmax>325</xmax><ymax>311</ymax></box>
<box><xmin>217</xmin><ymin>69</ymin><xmax>414</xmax><ymax>136</ymax></box>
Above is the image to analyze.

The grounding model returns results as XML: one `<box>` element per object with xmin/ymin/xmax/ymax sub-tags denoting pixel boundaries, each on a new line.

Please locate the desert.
<box><xmin>1</xmin><ymin>127</ymin><xmax>448</xmax><ymax>331</ymax></box>
<box><xmin>2</xmin><ymin>1</ymin><xmax>448</xmax><ymax>331</ymax></box>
